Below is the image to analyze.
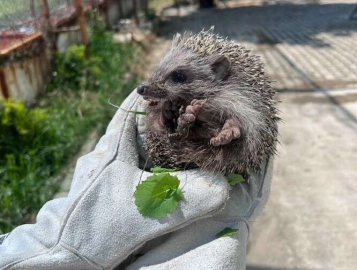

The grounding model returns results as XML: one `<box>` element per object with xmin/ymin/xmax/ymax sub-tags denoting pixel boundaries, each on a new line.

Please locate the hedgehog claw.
<box><xmin>210</xmin><ymin>119</ymin><xmax>241</xmax><ymax>146</ymax></box>
<box><xmin>176</xmin><ymin>99</ymin><xmax>206</xmax><ymax>132</ymax></box>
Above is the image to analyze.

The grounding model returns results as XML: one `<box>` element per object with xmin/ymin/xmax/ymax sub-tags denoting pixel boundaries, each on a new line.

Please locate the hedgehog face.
<box><xmin>137</xmin><ymin>46</ymin><xmax>233</xmax><ymax>134</ymax></box>
<box><xmin>137</xmin><ymin>48</ymin><xmax>231</xmax><ymax>102</ymax></box>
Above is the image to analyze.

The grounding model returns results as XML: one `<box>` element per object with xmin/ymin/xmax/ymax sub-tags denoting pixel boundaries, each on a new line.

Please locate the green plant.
<box><xmin>0</xmin><ymin>99</ymin><xmax>64</xmax><ymax>232</ymax></box>
<box><xmin>226</xmin><ymin>174</ymin><xmax>245</xmax><ymax>186</ymax></box>
<box><xmin>215</xmin><ymin>227</ymin><xmax>239</xmax><ymax>238</ymax></box>
<box><xmin>135</xmin><ymin>172</ymin><xmax>184</xmax><ymax>219</ymax></box>
<box><xmin>0</xmin><ymin>14</ymin><xmax>142</xmax><ymax>233</ymax></box>
<box><xmin>138</xmin><ymin>8</ymin><xmax>157</xmax><ymax>22</ymax></box>
<box><xmin>47</xmin><ymin>45</ymin><xmax>88</xmax><ymax>91</ymax></box>
<box><xmin>88</xmin><ymin>14</ymin><xmax>135</xmax><ymax>92</ymax></box>
<box><xmin>146</xmin><ymin>8</ymin><xmax>157</xmax><ymax>21</ymax></box>
<box><xmin>47</xmin><ymin>15</ymin><xmax>135</xmax><ymax>94</ymax></box>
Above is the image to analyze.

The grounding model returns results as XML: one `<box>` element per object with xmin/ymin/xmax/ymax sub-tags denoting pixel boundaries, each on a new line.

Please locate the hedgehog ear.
<box><xmin>211</xmin><ymin>55</ymin><xmax>231</xmax><ymax>80</ymax></box>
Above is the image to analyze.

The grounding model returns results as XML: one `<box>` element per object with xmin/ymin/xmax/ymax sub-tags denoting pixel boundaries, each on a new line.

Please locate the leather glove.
<box><xmin>0</xmin><ymin>91</ymin><xmax>231</xmax><ymax>270</ymax></box>
<box><xmin>125</xmin><ymin>153</ymin><xmax>273</xmax><ymax>270</ymax></box>
<box><xmin>122</xmin><ymin>96</ymin><xmax>274</xmax><ymax>270</ymax></box>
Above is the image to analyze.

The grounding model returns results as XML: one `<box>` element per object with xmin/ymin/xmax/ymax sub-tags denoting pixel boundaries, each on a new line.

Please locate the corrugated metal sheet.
<box><xmin>0</xmin><ymin>52</ymin><xmax>51</xmax><ymax>103</ymax></box>
<box><xmin>0</xmin><ymin>33</ymin><xmax>51</xmax><ymax>103</ymax></box>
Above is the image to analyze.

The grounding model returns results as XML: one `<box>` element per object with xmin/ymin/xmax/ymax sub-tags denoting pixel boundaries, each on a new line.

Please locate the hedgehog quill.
<box><xmin>137</xmin><ymin>29</ymin><xmax>279</xmax><ymax>176</ymax></box>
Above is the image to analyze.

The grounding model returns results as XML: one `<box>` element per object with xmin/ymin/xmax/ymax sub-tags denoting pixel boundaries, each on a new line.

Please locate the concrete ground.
<box><xmin>247</xmin><ymin>90</ymin><xmax>357</xmax><ymax>270</ymax></box>
<box><xmin>157</xmin><ymin>1</ymin><xmax>357</xmax><ymax>269</ymax></box>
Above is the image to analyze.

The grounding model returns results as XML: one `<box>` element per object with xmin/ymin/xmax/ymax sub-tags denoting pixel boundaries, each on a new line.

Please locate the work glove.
<box><xmin>125</xmin><ymin>110</ymin><xmax>274</xmax><ymax>270</ymax></box>
<box><xmin>0</xmin><ymin>90</ymin><xmax>274</xmax><ymax>270</ymax></box>
<box><xmin>124</xmin><ymin>158</ymin><xmax>273</xmax><ymax>270</ymax></box>
<box><xmin>0</xmin><ymin>91</ymin><xmax>230</xmax><ymax>270</ymax></box>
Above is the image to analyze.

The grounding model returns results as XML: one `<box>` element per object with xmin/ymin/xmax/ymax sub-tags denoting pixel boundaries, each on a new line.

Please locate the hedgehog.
<box><xmin>137</xmin><ymin>29</ymin><xmax>279</xmax><ymax>176</ymax></box>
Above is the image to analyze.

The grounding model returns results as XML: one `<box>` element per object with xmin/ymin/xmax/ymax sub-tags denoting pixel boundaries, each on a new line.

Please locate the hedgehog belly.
<box><xmin>145</xmin><ymin>129</ymin><xmax>252</xmax><ymax>175</ymax></box>
<box><xmin>145</xmin><ymin>131</ymin><xmax>197</xmax><ymax>170</ymax></box>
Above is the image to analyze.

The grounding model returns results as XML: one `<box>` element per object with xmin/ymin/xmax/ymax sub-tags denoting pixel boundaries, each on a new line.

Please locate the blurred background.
<box><xmin>0</xmin><ymin>0</ymin><xmax>356</xmax><ymax>269</ymax></box>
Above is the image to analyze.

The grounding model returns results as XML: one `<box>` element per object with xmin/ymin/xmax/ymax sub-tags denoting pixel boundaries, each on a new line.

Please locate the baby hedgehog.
<box><xmin>137</xmin><ymin>29</ymin><xmax>279</xmax><ymax>176</ymax></box>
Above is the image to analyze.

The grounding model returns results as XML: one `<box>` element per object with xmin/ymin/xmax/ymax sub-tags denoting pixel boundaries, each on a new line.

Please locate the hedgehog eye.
<box><xmin>171</xmin><ymin>71</ymin><xmax>187</xmax><ymax>83</ymax></box>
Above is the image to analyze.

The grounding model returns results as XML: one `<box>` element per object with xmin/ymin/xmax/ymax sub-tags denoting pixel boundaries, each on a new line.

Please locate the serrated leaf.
<box><xmin>215</xmin><ymin>227</ymin><xmax>239</xmax><ymax>238</ymax></box>
<box><xmin>128</xmin><ymin>110</ymin><xmax>146</xmax><ymax>115</ymax></box>
<box><xmin>135</xmin><ymin>173</ymin><xmax>183</xmax><ymax>219</ymax></box>
<box><xmin>150</xmin><ymin>167</ymin><xmax>180</xmax><ymax>173</ymax></box>
<box><xmin>226</xmin><ymin>174</ymin><xmax>245</xmax><ymax>186</ymax></box>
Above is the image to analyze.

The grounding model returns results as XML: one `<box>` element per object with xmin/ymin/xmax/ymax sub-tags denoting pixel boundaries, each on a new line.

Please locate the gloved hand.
<box><xmin>124</xmin><ymin>148</ymin><xmax>274</xmax><ymax>270</ymax></box>
<box><xmin>0</xmin><ymin>91</ymin><xmax>230</xmax><ymax>270</ymax></box>
<box><xmin>0</xmin><ymin>90</ymin><xmax>274</xmax><ymax>270</ymax></box>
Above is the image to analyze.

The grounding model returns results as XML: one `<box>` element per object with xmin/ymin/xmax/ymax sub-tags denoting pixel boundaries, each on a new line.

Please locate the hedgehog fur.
<box><xmin>138</xmin><ymin>29</ymin><xmax>279</xmax><ymax>175</ymax></box>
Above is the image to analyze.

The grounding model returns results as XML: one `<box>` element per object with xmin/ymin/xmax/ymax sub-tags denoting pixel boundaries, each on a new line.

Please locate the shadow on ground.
<box><xmin>159</xmin><ymin>2</ymin><xmax>357</xmax><ymax>47</ymax></box>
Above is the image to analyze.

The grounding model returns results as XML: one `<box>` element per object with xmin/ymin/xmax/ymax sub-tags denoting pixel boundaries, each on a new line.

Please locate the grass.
<box><xmin>0</xmin><ymin>16</ymin><xmax>145</xmax><ymax>234</ymax></box>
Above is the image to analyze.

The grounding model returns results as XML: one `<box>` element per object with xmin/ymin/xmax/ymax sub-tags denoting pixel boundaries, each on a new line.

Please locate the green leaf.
<box><xmin>135</xmin><ymin>172</ymin><xmax>184</xmax><ymax>219</ymax></box>
<box><xmin>226</xmin><ymin>174</ymin><xmax>245</xmax><ymax>186</ymax></box>
<box><xmin>150</xmin><ymin>167</ymin><xmax>180</xmax><ymax>173</ymax></box>
<box><xmin>128</xmin><ymin>110</ymin><xmax>146</xmax><ymax>115</ymax></box>
<box><xmin>216</xmin><ymin>227</ymin><xmax>239</xmax><ymax>238</ymax></box>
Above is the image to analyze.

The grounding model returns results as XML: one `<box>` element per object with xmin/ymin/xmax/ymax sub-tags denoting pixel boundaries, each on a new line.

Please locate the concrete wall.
<box><xmin>107</xmin><ymin>1</ymin><xmax>121</xmax><ymax>26</ymax></box>
<box><xmin>0</xmin><ymin>51</ymin><xmax>51</xmax><ymax>104</ymax></box>
<box><xmin>119</xmin><ymin>0</ymin><xmax>134</xmax><ymax>18</ymax></box>
<box><xmin>56</xmin><ymin>28</ymin><xmax>82</xmax><ymax>54</ymax></box>
<box><xmin>118</xmin><ymin>0</ymin><xmax>148</xmax><ymax>19</ymax></box>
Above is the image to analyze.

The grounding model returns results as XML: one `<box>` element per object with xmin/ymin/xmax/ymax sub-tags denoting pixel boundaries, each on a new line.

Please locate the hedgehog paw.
<box><xmin>210</xmin><ymin>119</ymin><xmax>241</xmax><ymax>146</ymax></box>
<box><xmin>176</xmin><ymin>99</ymin><xmax>206</xmax><ymax>132</ymax></box>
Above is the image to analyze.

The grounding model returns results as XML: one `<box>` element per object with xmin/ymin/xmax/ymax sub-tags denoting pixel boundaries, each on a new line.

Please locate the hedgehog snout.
<box><xmin>137</xmin><ymin>84</ymin><xmax>148</xmax><ymax>95</ymax></box>
<box><xmin>137</xmin><ymin>83</ymin><xmax>168</xmax><ymax>99</ymax></box>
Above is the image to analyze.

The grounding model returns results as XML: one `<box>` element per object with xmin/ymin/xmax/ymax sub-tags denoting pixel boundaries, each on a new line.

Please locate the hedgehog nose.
<box><xmin>137</xmin><ymin>84</ymin><xmax>147</xmax><ymax>95</ymax></box>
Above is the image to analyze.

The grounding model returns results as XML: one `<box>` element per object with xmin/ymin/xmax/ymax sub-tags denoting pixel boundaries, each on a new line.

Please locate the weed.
<box><xmin>0</xmin><ymin>15</ymin><xmax>142</xmax><ymax>233</ymax></box>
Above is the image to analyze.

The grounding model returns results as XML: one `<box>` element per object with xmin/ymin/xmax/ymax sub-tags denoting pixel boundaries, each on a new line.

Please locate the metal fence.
<box><xmin>0</xmin><ymin>0</ymin><xmax>95</xmax><ymax>33</ymax></box>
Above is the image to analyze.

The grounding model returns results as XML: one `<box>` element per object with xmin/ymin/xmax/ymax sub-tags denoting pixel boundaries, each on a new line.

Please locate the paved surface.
<box><xmin>161</xmin><ymin>0</ymin><xmax>357</xmax><ymax>91</ymax></box>
<box><xmin>247</xmin><ymin>91</ymin><xmax>357</xmax><ymax>270</ymax></box>
<box><xmin>158</xmin><ymin>1</ymin><xmax>357</xmax><ymax>269</ymax></box>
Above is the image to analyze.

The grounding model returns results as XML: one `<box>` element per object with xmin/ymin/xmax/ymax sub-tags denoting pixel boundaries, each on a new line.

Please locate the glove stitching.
<box><xmin>60</xmin><ymin>241</ymin><xmax>104</xmax><ymax>270</ymax></box>
<box><xmin>2</xmin><ymin>245</ymin><xmax>99</xmax><ymax>270</ymax></box>
<box><xmin>108</xmin><ymin>184</ymin><xmax>230</xmax><ymax>269</ymax></box>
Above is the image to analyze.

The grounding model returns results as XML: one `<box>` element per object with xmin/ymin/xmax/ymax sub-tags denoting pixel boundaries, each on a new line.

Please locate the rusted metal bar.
<box><xmin>42</xmin><ymin>0</ymin><xmax>51</xmax><ymax>20</ymax></box>
<box><xmin>0</xmin><ymin>68</ymin><xmax>10</xmax><ymax>99</ymax></box>
<box><xmin>41</xmin><ymin>0</ymin><xmax>54</xmax><ymax>61</ymax></box>
<box><xmin>133</xmin><ymin>0</ymin><xmax>139</xmax><ymax>25</ymax></box>
<box><xmin>0</xmin><ymin>33</ymin><xmax>43</xmax><ymax>56</ymax></box>
<box><xmin>74</xmin><ymin>0</ymin><xmax>89</xmax><ymax>59</ymax></box>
